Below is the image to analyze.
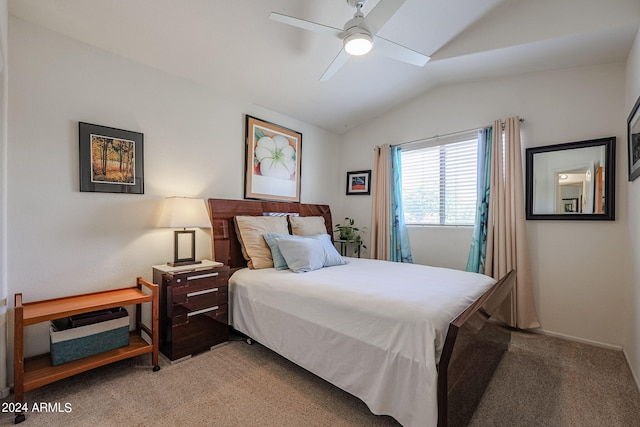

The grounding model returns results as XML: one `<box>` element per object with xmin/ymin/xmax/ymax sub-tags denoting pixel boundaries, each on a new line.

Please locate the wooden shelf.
<box><xmin>23</xmin><ymin>333</ymin><xmax>152</xmax><ymax>392</ymax></box>
<box><xmin>13</xmin><ymin>278</ymin><xmax>159</xmax><ymax>423</ymax></box>
<box><xmin>19</xmin><ymin>287</ymin><xmax>153</xmax><ymax>326</ymax></box>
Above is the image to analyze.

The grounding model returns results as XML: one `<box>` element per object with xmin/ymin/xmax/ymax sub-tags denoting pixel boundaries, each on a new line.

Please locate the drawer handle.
<box><xmin>187</xmin><ymin>272</ymin><xmax>219</xmax><ymax>280</ymax></box>
<box><xmin>187</xmin><ymin>306</ymin><xmax>219</xmax><ymax>317</ymax></box>
<box><xmin>187</xmin><ymin>288</ymin><xmax>219</xmax><ymax>298</ymax></box>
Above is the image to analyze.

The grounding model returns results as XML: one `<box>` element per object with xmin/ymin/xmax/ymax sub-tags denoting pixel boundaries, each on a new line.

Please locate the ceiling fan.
<box><xmin>269</xmin><ymin>0</ymin><xmax>430</xmax><ymax>81</ymax></box>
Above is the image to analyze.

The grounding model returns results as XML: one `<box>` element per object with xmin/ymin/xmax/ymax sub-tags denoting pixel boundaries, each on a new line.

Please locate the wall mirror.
<box><xmin>526</xmin><ymin>137</ymin><xmax>615</xmax><ymax>220</ymax></box>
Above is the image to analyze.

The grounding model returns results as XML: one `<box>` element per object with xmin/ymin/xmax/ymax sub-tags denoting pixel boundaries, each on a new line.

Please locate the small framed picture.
<box><xmin>628</xmin><ymin>95</ymin><xmax>640</xmax><ymax>181</ymax></box>
<box><xmin>79</xmin><ymin>122</ymin><xmax>144</xmax><ymax>194</ymax></box>
<box><xmin>346</xmin><ymin>170</ymin><xmax>371</xmax><ymax>195</ymax></box>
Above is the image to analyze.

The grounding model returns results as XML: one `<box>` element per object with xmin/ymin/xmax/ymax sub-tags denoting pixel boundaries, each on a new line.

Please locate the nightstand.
<box><xmin>335</xmin><ymin>239</ymin><xmax>361</xmax><ymax>258</ymax></box>
<box><xmin>152</xmin><ymin>260</ymin><xmax>229</xmax><ymax>361</ymax></box>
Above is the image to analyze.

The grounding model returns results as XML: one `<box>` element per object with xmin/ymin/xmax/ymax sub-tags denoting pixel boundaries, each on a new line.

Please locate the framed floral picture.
<box><xmin>346</xmin><ymin>170</ymin><xmax>371</xmax><ymax>195</ymax></box>
<box><xmin>245</xmin><ymin>115</ymin><xmax>302</xmax><ymax>202</ymax></box>
<box><xmin>79</xmin><ymin>122</ymin><xmax>144</xmax><ymax>194</ymax></box>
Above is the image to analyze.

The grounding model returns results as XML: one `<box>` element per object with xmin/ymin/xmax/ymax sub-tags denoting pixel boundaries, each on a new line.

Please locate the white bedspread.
<box><xmin>229</xmin><ymin>258</ymin><xmax>495</xmax><ymax>427</ymax></box>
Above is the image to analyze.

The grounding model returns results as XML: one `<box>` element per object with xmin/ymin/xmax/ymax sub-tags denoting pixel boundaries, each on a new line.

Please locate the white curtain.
<box><xmin>371</xmin><ymin>145</ymin><xmax>412</xmax><ymax>262</ymax></box>
<box><xmin>485</xmin><ymin>117</ymin><xmax>540</xmax><ymax>329</ymax></box>
<box><xmin>371</xmin><ymin>145</ymin><xmax>392</xmax><ymax>260</ymax></box>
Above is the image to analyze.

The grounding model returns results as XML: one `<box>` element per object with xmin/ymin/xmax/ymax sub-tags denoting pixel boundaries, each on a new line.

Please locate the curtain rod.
<box><xmin>392</xmin><ymin>117</ymin><xmax>525</xmax><ymax>148</ymax></box>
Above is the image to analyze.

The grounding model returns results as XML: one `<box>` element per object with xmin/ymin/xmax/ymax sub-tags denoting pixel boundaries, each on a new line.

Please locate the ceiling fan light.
<box><xmin>344</xmin><ymin>32</ymin><xmax>373</xmax><ymax>56</ymax></box>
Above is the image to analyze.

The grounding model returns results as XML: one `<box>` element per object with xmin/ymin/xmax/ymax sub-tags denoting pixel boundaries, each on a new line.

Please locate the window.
<box><xmin>400</xmin><ymin>131</ymin><xmax>478</xmax><ymax>225</ymax></box>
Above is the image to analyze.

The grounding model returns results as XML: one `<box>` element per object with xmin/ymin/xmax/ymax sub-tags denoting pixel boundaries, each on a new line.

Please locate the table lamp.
<box><xmin>157</xmin><ymin>197</ymin><xmax>211</xmax><ymax>266</ymax></box>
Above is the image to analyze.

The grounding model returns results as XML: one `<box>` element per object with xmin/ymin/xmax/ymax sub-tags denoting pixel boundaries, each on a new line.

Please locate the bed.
<box><xmin>208</xmin><ymin>198</ymin><xmax>515</xmax><ymax>427</ymax></box>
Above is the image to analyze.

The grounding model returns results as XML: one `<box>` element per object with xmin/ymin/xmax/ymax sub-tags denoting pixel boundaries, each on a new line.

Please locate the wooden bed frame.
<box><xmin>208</xmin><ymin>198</ymin><xmax>515</xmax><ymax>427</ymax></box>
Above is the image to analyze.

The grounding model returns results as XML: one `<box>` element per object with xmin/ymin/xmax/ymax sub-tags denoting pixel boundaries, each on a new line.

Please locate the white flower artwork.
<box><xmin>245</xmin><ymin>116</ymin><xmax>302</xmax><ymax>202</ymax></box>
<box><xmin>255</xmin><ymin>135</ymin><xmax>296</xmax><ymax>180</ymax></box>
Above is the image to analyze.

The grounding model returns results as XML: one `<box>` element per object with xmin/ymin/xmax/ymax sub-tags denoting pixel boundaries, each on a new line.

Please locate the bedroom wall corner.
<box><xmin>624</xmin><ymin>26</ymin><xmax>640</xmax><ymax>392</ymax></box>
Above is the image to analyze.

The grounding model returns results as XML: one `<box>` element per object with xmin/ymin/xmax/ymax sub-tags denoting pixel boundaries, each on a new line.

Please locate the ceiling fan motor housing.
<box><xmin>346</xmin><ymin>0</ymin><xmax>367</xmax><ymax>9</ymax></box>
<box><xmin>343</xmin><ymin>15</ymin><xmax>370</xmax><ymax>35</ymax></box>
<box><xmin>342</xmin><ymin>0</ymin><xmax>373</xmax><ymax>55</ymax></box>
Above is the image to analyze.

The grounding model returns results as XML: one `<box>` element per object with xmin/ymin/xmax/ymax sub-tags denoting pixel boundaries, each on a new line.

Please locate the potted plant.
<box><xmin>334</xmin><ymin>217</ymin><xmax>367</xmax><ymax>253</ymax></box>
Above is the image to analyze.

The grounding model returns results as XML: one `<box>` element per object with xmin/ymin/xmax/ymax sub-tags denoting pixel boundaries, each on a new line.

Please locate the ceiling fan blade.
<box><xmin>374</xmin><ymin>36</ymin><xmax>430</xmax><ymax>67</ymax></box>
<box><xmin>269</xmin><ymin>12</ymin><xmax>342</xmax><ymax>38</ymax></box>
<box><xmin>365</xmin><ymin>0</ymin><xmax>406</xmax><ymax>31</ymax></box>
<box><xmin>320</xmin><ymin>49</ymin><xmax>351</xmax><ymax>81</ymax></box>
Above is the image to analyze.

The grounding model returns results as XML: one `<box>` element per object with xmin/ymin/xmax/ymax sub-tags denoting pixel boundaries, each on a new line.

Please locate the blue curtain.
<box><xmin>390</xmin><ymin>146</ymin><xmax>413</xmax><ymax>263</ymax></box>
<box><xmin>466</xmin><ymin>127</ymin><xmax>492</xmax><ymax>273</ymax></box>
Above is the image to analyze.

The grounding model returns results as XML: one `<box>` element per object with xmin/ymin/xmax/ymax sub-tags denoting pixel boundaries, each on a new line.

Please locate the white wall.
<box><xmin>340</xmin><ymin>63</ymin><xmax>629</xmax><ymax>349</ymax></box>
<box><xmin>6</xmin><ymin>16</ymin><xmax>341</xmax><ymax>361</ymax></box>
<box><xmin>625</xmin><ymin>28</ymin><xmax>640</xmax><ymax>389</ymax></box>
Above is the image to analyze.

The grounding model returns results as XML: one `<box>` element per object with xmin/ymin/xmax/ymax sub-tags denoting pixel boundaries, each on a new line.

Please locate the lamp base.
<box><xmin>168</xmin><ymin>229</ymin><xmax>200</xmax><ymax>267</ymax></box>
<box><xmin>167</xmin><ymin>260</ymin><xmax>202</xmax><ymax>267</ymax></box>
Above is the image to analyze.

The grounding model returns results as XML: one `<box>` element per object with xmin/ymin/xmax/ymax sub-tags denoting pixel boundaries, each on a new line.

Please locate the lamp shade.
<box><xmin>157</xmin><ymin>197</ymin><xmax>211</xmax><ymax>229</ymax></box>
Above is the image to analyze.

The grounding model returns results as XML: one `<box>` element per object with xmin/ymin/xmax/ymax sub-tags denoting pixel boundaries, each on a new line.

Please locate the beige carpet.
<box><xmin>1</xmin><ymin>330</ymin><xmax>639</xmax><ymax>426</ymax></box>
<box><xmin>469</xmin><ymin>331</ymin><xmax>640</xmax><ymax>426</ymax></box>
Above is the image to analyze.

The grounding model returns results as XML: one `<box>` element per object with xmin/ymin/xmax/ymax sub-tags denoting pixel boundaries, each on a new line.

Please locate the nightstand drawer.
<box><xmin>169</xmin><ymin>292</ymin><xmax>228</xmax><ymax>320</ymax></box>
<box><xmin>168</xmin><ymin>269</ymin><xmax>229</xmax><ymax>297</ymax></box>
<box><xmin>171</xmin><ymin>301</ymin><xmax>227</xmax><ymax>326</ymax></box>
<box><xmin>168</xmin><ymin>312</ymin><xmax>228</xmax><ymax>359</ymax></box>
<box><xmin>169</xmin><ymin>286</ymin><xmax>228</xmax><ymax>317</ymax></box>
<box><xmin>170</xmin><ymin>304</ymin><xmax>228</xmax><ymax>327</ymax></box>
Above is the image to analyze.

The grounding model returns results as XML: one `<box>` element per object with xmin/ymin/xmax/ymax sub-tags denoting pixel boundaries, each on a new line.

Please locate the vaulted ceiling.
<box><xmin>9</xmin><ymin>0</ymin><xmax>640</xmax><ymax>134</ymax></box>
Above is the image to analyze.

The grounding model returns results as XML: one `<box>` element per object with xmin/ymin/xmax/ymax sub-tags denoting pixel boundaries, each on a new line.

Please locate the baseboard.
<box><xmin>623</xmin><ymin>349</ymin><xmax>640</xmax><ymax>393</ymax></box>
<box><xmin>532</xmin><ymin>328</ymin><xmax>623</xmax><ymax>351</ymax></box>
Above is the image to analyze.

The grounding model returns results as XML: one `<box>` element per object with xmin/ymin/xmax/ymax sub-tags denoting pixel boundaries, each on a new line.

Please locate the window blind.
<box><xmin>400</xmin><ymin>131</ymin><xmax>478</xmax><ymax>225</ymax></box>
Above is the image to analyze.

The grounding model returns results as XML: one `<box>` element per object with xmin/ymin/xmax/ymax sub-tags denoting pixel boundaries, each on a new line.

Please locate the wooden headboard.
<box><xmin>207</xmin><ymin>198</ymin><xmax>333</xmax><ymax>271</ymax></box>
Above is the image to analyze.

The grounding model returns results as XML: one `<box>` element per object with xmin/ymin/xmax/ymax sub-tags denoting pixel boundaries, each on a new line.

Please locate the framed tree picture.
<box><xmin>79</xmin><ymin>122</ymin><xmax>144</xmax><ymax>194</ymax></box>
<box><xmin>244</xmin><ymin>115</ymin><xmax>302</xmax><ymax>202</ymax></box>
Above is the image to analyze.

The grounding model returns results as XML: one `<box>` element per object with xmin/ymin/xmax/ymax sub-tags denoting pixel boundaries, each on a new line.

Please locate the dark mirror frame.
<box><xmin>525</xmin><ymin>137</ymin><xmax>616</xmax><ymax>221</ymax></box>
